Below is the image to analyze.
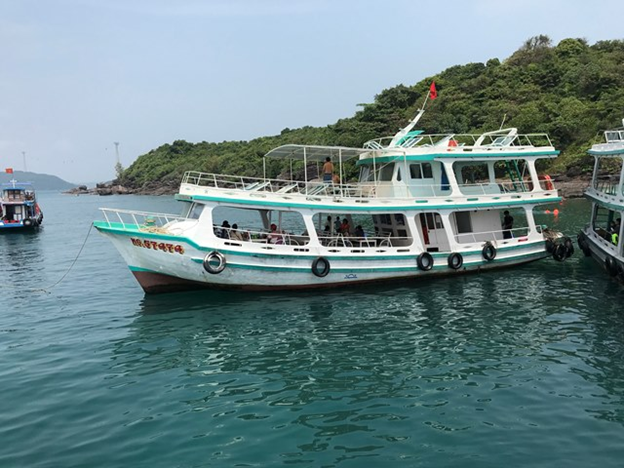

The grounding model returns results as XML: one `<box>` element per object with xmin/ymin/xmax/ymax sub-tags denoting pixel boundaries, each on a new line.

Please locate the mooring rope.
<box><xmin>30</xmin><ymin>223</ymin><xmax>94</xmax><ymax>294</ymax></box>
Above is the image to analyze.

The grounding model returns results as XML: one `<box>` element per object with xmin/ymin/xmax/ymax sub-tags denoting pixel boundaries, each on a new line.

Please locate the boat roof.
<box><xmin>2</xmin><ymin>182</ymin><xmax>34</xmax><ymax>189</ymax></box>
<box><xmin>264</xmin><ymin>144</ymin><xmax>369</xmax><ymax>162</ymax></box>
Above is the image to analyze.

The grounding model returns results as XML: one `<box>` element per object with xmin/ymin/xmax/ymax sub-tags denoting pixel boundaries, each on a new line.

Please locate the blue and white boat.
<box><xmin>578</xmin><ymin>120</ymin><xmax>624</xmax><ymax>280</ymax></box>
<box><xmin>95</xmin><ymin>108</ymin><xmax>570</xmax><ymax>293</ymax></box>
<box><xmin>0</xmin><ymin>180</ymin><xmax>44</xmax><ymax>230</ymax></box>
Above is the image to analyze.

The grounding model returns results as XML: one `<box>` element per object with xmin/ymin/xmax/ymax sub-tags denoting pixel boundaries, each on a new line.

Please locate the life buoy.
<box><xmin>605</xmin><ymin>256</ymin><xmax>618</xmax><ymax>277</ymax></box>
<box><xmin>552</xmin><ymin>243</ymin><xmax>567</xmax><ymax>262</ymax></box>
<box><xmin>416</xmin><ymin>252</ymin><xmax>434</xmax><ymax>271</ymax></box>
<box><xmin>482</xmin><ymin>242</ymin><xmax>496</xmax><ymax>261</ymax></box>
<box><xmin>539</xmin><ymin>174</ymin><xmax>554</xmax><ymax>190</ymax></box>
<box><xmin>23</xmin><ymin>218</ymin><xmax>32</xmax><ymax>227</ymax></box>
<box><xmin>311</xmin><ymin>257</ymin><xmax>331</xmax><ymax>277</ymax></box>
<box><xmin>203</xmin><ymin>251</ymin><xmax>226</xmax><ymax>274</ymax></box>
<box><xmin>447</xmin><ymin>252</ymin><xmax>463</xmax><ymax>270</ymax></box>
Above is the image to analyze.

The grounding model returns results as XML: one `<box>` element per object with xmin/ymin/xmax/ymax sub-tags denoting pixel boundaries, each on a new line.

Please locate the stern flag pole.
<box><xmin>389</xmin><ymin>81</ymin><xmax>437</xmax><ymax>148</ymax></box>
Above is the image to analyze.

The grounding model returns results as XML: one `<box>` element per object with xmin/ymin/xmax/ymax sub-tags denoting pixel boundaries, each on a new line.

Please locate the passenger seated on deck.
<box><xmin>268</xmin><ymin>223</ymin><xmax>284</xmax><ymax>244</ymax></box>
<box><xmin>219</xmin><ymin>220</ymin><xmax>231</xmax><ymax>239</ymax></box>
<box><xmin>354</xmin><ymin>225</ymin><xmax>365</xmax><ymax>238</ymax></box>
<box><xmin>325</xmin><ymin>216</ymin><xmax>333</xmax><ymax>233</ymax></box>
<box><xmin>339</xmin><ymin>218</ymin><xmax>350</xmax><ymax>235</ymax></box>
<box><xmin>230</xmin><ymin>223</ymin><xmax>245</xmax><ymax>241</ymax></box>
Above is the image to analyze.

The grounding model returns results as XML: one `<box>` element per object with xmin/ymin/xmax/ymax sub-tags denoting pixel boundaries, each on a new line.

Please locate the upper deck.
<box><xmin>588</xmin><ymin>126</ymin><xmax>624</xmax><ymax>156</ymax></box>
<box><xmin>586</xmin><ymin>122</ymin><xmax>624</xmax><ymax>207</ymax></box>
<box><xmin>178</xmin><ymin>125</ymin><xmax>560</xmax><ymax>211</ymax></box>
<box><xmin>1</xmin><ymin>181</ymin><xmax>36</xmax><ymax>205</ymax></box>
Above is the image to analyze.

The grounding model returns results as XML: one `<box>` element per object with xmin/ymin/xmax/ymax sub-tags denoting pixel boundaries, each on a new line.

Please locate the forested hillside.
<box><xmin>120</xmin><ymin>36</ymin><xmax>624</xmax><ymax>191</ymax></box>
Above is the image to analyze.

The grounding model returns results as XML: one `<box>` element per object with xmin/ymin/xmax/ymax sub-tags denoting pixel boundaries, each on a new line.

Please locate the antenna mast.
<box><xmin>113</xmin><ymin>142</ymin><xmax>120</xmax><ymax>165</ymax></box>
<box><xmin>22</xmin><ymin>151</ymin><xmax>28</xmax><ymax>172</ymax></box>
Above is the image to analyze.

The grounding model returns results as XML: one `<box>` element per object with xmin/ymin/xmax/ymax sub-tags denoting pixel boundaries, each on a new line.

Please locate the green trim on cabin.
<box><xmin>588</xmin><ymin>149</ymin><xmax>624</xmax><ymax>156</ymax></box>
<box><xmin>585</xmin><ymin>192</ymin><xmax>624</xmax><ymax>211</ymax></box>
<box><xmin>355</xmin><ymin>150</ymin><xmax>560</xmax><ymax>166</ymax></box>
<box><xmin>184</xmin><ymin>193</ymin><xmax>561</xmax><ymax>211</ymax></box>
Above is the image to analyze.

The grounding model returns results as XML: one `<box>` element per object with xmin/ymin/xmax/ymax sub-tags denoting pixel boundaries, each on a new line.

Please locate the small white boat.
<box><xmin>0</xmin><ymin>179</ymin><xmax>44</xmax><ymax>231</ymax></box>
<box><xmin>578</xmin><ymin>120</ymin><xmax>624</xmax><ymax>280</ymax></box>
<box><xmin>95</xmin><ymin>108</ymin><xmax>570</xmax><ymax>293</ymax></box>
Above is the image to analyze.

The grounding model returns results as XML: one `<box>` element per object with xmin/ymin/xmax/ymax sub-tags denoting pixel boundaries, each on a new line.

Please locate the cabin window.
<box><xmin>591</xmin><ymin>205</ymin><xmax>621</xmax><ymax>241</ymax></box>
<box><xmin>359</xmin><ymin>166</ymin><xmax>373</xmax><ymax>182</ymax></box>
<box><xmin>410</xmin><ymin>163</ymin><xmax>433</xmax><ymax>179</ymax></box>
<box><xmin>379</xmin><ymin>163</ymin><xmax>395</xmax><ymax>181</ymax></box>
<box><xmin>593</xmin><ymin>157</ymin><xmax>623</xmax><ymax>195</ymax></box>
<box><xmin>397</xmin><ymin>167</ymin><xmax>402</xmax><ymax>182</ymax></box>
<box><xmin>213</xmin><ymin>206</ymin><xmax>310</xmax><ymax>245</ymax></box>
<box><xmin>187</xmin><ymin>203</ymin><xmax>204</xmax><ymax>219</ymax></box>
<box><xmin>454</xmin><ymin>211</ymin><xmax>472</xmax><ymax>233</ymax></box>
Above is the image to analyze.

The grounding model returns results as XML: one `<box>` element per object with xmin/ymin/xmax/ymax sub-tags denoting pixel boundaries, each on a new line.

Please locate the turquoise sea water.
<box><xmin>1</xmin><ymin>193</ymin><xmax>624</xmax><ymax>467</ymax></box>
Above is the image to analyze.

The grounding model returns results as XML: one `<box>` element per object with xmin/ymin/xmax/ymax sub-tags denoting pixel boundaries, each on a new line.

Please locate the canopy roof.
<box><xmin>264</xmin><ymin>144</ymin><xmax>369</xmax><ymax>162</ymax></box>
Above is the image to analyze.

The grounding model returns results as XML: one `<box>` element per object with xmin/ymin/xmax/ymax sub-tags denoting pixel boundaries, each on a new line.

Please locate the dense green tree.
<box><xmin>121</xmin><ymin>35</ymin><xmax>624</xmax><ymax>189</ymax></box>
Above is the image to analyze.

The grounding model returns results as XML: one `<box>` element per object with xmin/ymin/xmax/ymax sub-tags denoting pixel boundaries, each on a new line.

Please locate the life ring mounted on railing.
<box><xmin>203</xmin><ymin>251</ymin><xmax>226</xmax><ymax>274</ymax></box>
<box><xmin>539</xmin><ymin>174</ymin><xmax>554</xmax><ymax>191</ymax></box>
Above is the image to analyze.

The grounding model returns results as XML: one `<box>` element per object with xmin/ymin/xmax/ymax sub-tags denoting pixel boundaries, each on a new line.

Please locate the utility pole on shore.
<box><xmin>113</xmin><ymin>142</ymin><xmax>120</xmax><ymax>165</ymax></box>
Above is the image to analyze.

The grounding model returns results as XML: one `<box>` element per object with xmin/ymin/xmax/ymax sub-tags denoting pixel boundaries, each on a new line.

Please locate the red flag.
<box><xmin>429</xmin><ymin>82</ymin><xmax>437</xmax><ymax>100</ymax></box>
<box><xmin>5</xmin><ymin>168</ymin><xmax>13</xmax><ymax>174</ymax></box>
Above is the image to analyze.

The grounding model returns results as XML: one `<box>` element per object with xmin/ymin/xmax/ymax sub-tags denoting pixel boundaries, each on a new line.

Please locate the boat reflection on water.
<box><xmin>0</xmin><ymin>230</ymin><xmax>43</xmax><ymax>289</ymax></box>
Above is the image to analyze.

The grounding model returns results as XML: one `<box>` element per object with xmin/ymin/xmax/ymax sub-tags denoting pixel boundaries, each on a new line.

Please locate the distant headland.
<box><xmin>0</xmin><ymin>170</ymin><xmax>75</xmax><ymax>191</ymax></box>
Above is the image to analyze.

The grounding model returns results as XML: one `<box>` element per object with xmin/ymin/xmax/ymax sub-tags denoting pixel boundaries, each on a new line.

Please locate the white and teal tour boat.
<box><xmin>95</xmin><ymin>110</ymin><xmax>571</xmax><ymax>293</ymax></box>
<box><xmin>578</xmin><ymin>119</ymin><xmax>624</xmax><ymax>280</ymax></box>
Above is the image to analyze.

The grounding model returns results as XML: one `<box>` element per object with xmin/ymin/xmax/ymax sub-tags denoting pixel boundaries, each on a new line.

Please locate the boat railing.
<box><xmin>454</xmin><ymin>226</ymin><xmax>531</xmax><ymax>244</ymax></box>
<box><xmin>363</xmin><ymin>132</ymin><xmax>553</xmax><ymax>151</ymax></box>
<box><xmin>99</xmin><ymin>208</ymin><xmax>188</xmax><ymax>231</ymax></box>
<box><xmin>182</xmin><ymin>171</ymin><xmax>376</xmax><ymax>199</ymax></box>
<box><xmin>318</xmin><ymin>233</ymin><xmax>412</xmax><ymax>248</ymax></box>
<box><xmin>216</xmin><ymin>225</ymin><xmax>411</xmax><ymax>249</ymax></box>
<box><xmin>593</xmin><ymin>179</ymin><xmax>622</xmax><ymax>196</ymax></box>
<box><xmin>605</xmin><ymin>130</ymin><xmax>624</xmax><ymax>143</ymax></box>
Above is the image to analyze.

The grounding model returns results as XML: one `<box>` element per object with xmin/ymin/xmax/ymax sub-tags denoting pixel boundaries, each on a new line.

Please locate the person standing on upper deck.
<box><xmin>322</xmin><ymin>157</ymin><xmax>334</xmax><ymax>183</ymax></box>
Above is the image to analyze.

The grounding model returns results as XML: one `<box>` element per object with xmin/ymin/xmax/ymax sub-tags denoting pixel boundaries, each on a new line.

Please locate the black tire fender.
<box><xmin>545</xmin><ymin>239</ymin><xmax>555</xmax><ymax>253</ymax></box>
<box><xmin>605</xmin><ymin>255</ymin><xmax>618</xmax><ymax>277</ymax></box>
<box><xmin>552</xmin><ymin>243</ymin><xmax>567</xmax><ymax>262</ymax></box>
<box><xmin>447</xmin><ymin>252</ymin><xmax>463</xmax><ymax>270</ymax></box>
<box><xmin>203</xmin><ymin>251</ymin><xmax>226</xmax><ymax>274</ymax></box>
<box><xmin>311</xmin><ymin>257</ymin><xmax>331</xmax><ymax>278</ymax></box>
<box><xmin>416</xmin><ymin>252</ymin><xmax>434</xmax><ymax>271</ymax></box>
<box><xmin>562</xmin><ymin>236</ymin><xmax>574</xmax><ymax>258</ymax></box>
<box><xmin>482</xmin><ymin>242</ymin><xmax>496</xmax><ymax>262</ymax></box>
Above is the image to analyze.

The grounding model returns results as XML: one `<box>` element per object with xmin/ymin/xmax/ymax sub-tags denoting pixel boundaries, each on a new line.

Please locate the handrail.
<box><xmin>364</xmin><ymin>132</ymin><xmax>553</xmax><ymax>150</ymax></box>
<box><xmin>181</xmin><ymin>171</ymin><xmax>555</xmax><ymax>200</ymax></box>
<box><xmin>454</xmin><ymin>226</ymin><xmax>531</xmax><ymax>244</ymax></box>
<box><xmin>98</xmin><ymin>208</ymin><xmax>187</xmax><ymax>230</ymax></box>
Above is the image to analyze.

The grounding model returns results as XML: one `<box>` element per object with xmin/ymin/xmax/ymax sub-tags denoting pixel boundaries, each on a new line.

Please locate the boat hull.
<box><xmin>580</xmin><ymin>227</ymin><xmax>624</xmax><ymax>281</ymax></box>
<box><xmin>98</xmin><ymin>228</ymin><xmax>551</xmax><ymax>294</ymax></box>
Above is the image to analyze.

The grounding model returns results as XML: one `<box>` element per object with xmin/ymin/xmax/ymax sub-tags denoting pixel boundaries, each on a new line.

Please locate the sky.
<box><xmin>0</xmin><ymin>0</ymin><xmax>622</xmax><ymax>184</ymax></box>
